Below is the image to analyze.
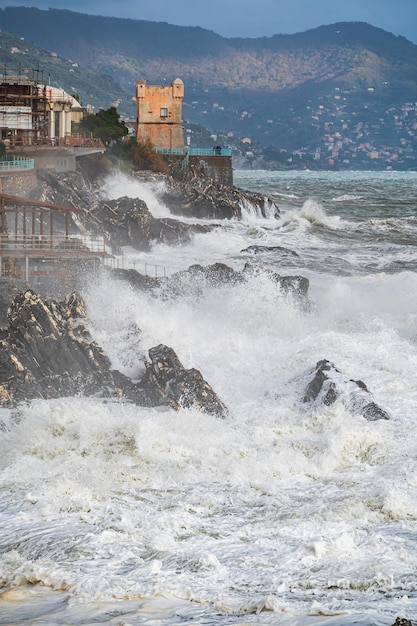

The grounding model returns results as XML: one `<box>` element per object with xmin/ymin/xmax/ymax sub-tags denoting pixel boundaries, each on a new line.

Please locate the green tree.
<box><xmin>79</xmin><ymin>107</ymin><xmax>128</xmax><ymax>144</ymax></box>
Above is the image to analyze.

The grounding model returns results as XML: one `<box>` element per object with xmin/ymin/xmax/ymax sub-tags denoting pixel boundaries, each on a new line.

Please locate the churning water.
<box><xmin>1</xmin><ymin>170</ymin><xmax>417</xmax><ymax>625</ymax></box>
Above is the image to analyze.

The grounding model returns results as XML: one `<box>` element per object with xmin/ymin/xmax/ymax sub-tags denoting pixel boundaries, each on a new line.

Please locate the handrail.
<box><xmin>0</xmin><ymin>157</ymin><xmax>34</xmax><ymax>172</ymax></box>
<box><xmin>154</xmin><ymin>147</ymin><xmax>232</xmax><ymax>157</ymax></box>
<box><xmin>0</xmin><ymin>232</ymin><xmax>106</xmax><ymax>254</ymax></box>
<box><xmin>189</xmin><ymin>148</ymin><xmax>232</xmax><ymax>156</ymax></box>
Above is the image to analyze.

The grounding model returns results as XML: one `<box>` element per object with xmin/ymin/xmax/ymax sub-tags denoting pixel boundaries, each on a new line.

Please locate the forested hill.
<box><xmin>1</xmin><ymin>6</ymin><xmax>417</xmax><ymax>169</ymax></box>
<box><xmin>0</xmin><ymin>28</ymin><xmax>128</xmax><ymax>112</ymax></box>
<box><xmin>0</xmin><ymin>7</ymin><xmax>416</xmax><ymax>94</ymax></box>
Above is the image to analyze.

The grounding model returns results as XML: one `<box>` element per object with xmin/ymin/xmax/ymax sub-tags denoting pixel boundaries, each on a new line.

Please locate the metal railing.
<box><xmin>154</xmin><ymin>147</ymin><xmax>185</xmax><ymax>155</ymax></box>
<box><xmin>0</xmin><ymin>233</ymin><xmax>106</xmax><ymax>255</ymax></box>
<box><xmin>104</xmin><ymin>255</ymin><xmax>169</xmax><ymax>278</ymax></box>
<box><xmin>154</xmin><ymin>147</ymin><xmax>232</xmax><ymax>157</ymax></box>
<box><xmin>189</xmin><ymin>148</ymin><xmax>232</xmax><ymax>156</ymax></box>
<box><xmin>0</xmin><ymin>157</ymin><xmax>35</xmax><ymax>172</ymax></box>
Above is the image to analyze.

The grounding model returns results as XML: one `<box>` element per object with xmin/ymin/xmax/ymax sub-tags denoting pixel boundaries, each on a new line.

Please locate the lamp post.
<box><xmin>49</xmin><ymin>101</ymin><xmax>55</xmax><ymax>144</ymax></box>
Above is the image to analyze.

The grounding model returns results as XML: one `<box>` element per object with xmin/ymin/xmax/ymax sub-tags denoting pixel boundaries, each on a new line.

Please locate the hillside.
<box><xmin>1</xmin><ymin>7</ymin><xmax>417</xmax><ymax>169</ymax></box>
<box><xmin>0</xmin><ymin>28</ymin><xmax>130</xmax><ymax>113</ymax></box>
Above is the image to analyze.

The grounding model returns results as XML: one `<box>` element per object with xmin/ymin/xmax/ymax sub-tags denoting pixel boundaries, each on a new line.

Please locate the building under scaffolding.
<box><xmin>0</xmin><ymin>65</ymin><xmax>105</xmax><ymax>171</ymax></box>
<box><xmin>0</xmin><ymin>193</ymin><xmax>108</xmax><ymax>296</ymax></box>
<box><xmin>0</xmin><ymin>66</ymin><xmax>48</xmax><ymax>146</ymax></box>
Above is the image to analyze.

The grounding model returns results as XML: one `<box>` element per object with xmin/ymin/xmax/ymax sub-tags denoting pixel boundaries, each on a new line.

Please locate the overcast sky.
<box><xmin>1</xmin><ymin>0</ymin><xmax>416</xmax><ymax>43</ymax></box>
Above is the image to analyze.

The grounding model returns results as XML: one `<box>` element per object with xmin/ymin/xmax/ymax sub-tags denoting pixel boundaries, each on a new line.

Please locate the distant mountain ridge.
<box><xmin>1</xmin><ymin>7</ymin><xmax>417</xmax><ymax>169</ymax></box>
<box><xmin>1</xmin><ymin>8</ymin><xmax>416</xmax><ymax>93</ymax></box>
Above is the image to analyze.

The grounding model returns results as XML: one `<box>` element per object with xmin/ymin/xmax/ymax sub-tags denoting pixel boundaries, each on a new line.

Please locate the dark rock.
<box><xmin>390</xmin><ymin>618</ymin><xmax>413</xmax><ymax>626</ymax></box>
<box><xmin>33</xmin><ymin>170</ymin><xmax>279</xmax><ymax>250</ymax></box>
<box><xmin>0</xmin><ymin>290</ymin><xmax>117</xmax><ymax>403</ymax></box>
<box><xmin>168</xmin><ymin>262</ymin><xmax>244</xmax><ymax>293</ymax></box>
<box><xmin>242</xmin><ymin>263</ymin><xmax>310</xmax><ymax>306</ymax></box>
<box><xmin>155</xmin><ymin>170</ymin><xmax>280</xmax><ymax>220</ymax></box>
<box><xmin>105</xmin><ymin>261</ymin><xmax>311</xmax><ymax>310</ymax></box>
<box><xmin>154</xmin><ymin>262</ymin><xmax>310</xmax><ymax>308</ymax></box>
<box><xmin>86</xmin><ymin>196</ymin><xmax>212</xmax><ymax>252</ymax></box>
<box><xmin>0</xmin><ymin>290</ymin><xmax>226</xmax><ymax>417</ymax></box>
<box><xmin>106</xmin><ymin>267</ymin><xmax>163</xmax><ymax>291</ymax></box>
<box><xmin>240</xmin><ymin>245</ymin><xmax>300</xmax><ymax>257</ymax></box>
<box><xmin>131</xmin><ymin>344</ymin><xmax>227</xmax><ymax>417</ymax></box>
<box><xmin>302</xmin><ymin>359</ymin><xmax>389</xmax><ymax>421</ymax></box>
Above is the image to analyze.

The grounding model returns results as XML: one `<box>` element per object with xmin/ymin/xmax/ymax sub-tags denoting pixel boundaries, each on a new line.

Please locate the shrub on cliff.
<box><xmin>131</xmin><ymin>139</ymin><xmax>168</xmax><ymax>174</ymax></box>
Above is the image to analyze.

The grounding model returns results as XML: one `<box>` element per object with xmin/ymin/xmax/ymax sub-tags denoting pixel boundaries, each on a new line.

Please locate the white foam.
<box><xmin>1</xmin><ymin>170</ymin><xmax>417</xmax><ymax>625</ymax></box>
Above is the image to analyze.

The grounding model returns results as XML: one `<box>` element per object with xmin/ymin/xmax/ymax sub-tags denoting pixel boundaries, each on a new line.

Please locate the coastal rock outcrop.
<box><xmin>390</xmin><ymin>618</ymin><xmax>413</xmax><ymax>626</ymax></box>
<box><xmin>33</xmin><ymin>169</ymin><xmax>280</xmax><ymax>245</ymax></box>
<box><xmin>240</xmin><ymin>245</ymin><xmax>300</xmax><ymax>258</ymax></box>
<box><xmin>131</xmin><ymin>344</ymin><xmax>227</xmax><ymax>416</ymax></box>
<box><xmin>302</xmin><ymin>359</ymin><xmax>390</xmax><ymax>420</ymax></box>
<box><xmin>0</xmin><ymin>290</ymin><xmax>226</xmax><ymax>416</ymax></box>
<box><xmin>110</xmin><ymin>262</ymin><xmax>310</xmax><ymax>308</ymax></box>
<box><xmin>88</xmin><ymin>195</ymin><xmax>212</xmax><ymax>251</ymax></box>
<box><xmin>158</xmin><ymin>169</ymin><xmax>280</xmax><ymax>220</ymax></box>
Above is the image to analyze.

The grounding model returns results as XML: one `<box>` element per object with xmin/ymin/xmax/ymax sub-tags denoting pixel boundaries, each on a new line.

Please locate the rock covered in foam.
<box><xmin>302</xmin><ymin>359</ymin><xmax>390</xmax><ymax>421</ymax></box>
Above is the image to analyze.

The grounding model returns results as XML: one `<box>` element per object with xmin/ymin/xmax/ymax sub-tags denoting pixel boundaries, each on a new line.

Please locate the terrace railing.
<box><xmin>155</xmin><ymin>147</ymin><xmax>232</xmax><ymax>157</ymax></box>
<box><xmin>0</xmin><ymin>157</ymin><xmax>35</xmax><ymax>172</ymax></box>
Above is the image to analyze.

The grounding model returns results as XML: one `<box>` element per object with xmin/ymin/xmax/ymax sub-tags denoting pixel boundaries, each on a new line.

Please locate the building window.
<box><xmin>160</xmin><ymin>108</ymin><xmax>168</xmax><ymax>118</ymax></box>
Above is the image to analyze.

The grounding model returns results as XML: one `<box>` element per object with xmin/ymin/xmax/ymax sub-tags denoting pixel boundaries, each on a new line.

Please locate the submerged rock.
<box><xmin>118</xmin><ymin>261</ymin><xmax>311</xmax><ymax>308</ymax></box>
<box><xmin>302</xmin><ymin>359</ymin><xmax>389</xmax><ymax>421</ymax></box>
<box><xmin>0</xmin><ymin>290</ymin><xmax>226</xmax><ymax>417</ymax></box>
<box><xmin>390</xmin><ymin>618</ymin><xmax>414</xmax><ymax>626</ymax></box>
<box><xmin>240</xmin><ymin>245</ymin><xmax>300</xmax><ymax>258</ymax></box>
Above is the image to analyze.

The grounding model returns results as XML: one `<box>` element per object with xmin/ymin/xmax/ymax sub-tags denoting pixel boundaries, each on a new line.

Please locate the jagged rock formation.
<box><xmin>32</xmin><ymin>169</ymin><xmax>279</xmax><ymax>250</ymax></box>
<box><xmin>91</xmin><ymin>196</ymin><xmax>212</xmax><ymax>251</ymax></box>
<box><xmin>241</xmin><ymin>245</ymin><xmax>300</xmax><ymax>258</ymax></box>
<box><xmin>302</xmin><ymin>359</ymin><xmax>390</xmax><ymax>421</ymax></box>
<box><xmin>0</xmin><ymin>290</ymin><xmax>226</xmax><ymax>416</ymax></box>
<box><xmin>132</xmin><ymin>344</ymin><xmax>227</xmax><ymax>416</ymax></box>
<box><xmin>157</xmin><ymin>168</ymin><xmax>280</xmax><ymax>220</ymax></box>
<box><xmin>109</xmin><ymin>262</ymin><xmax>310</xmax><ymax>308</ymax></box>
<box><xmin>390</xmin><ymin>618</ymin><xmax>413</xmax><ymax>626</ymax></box>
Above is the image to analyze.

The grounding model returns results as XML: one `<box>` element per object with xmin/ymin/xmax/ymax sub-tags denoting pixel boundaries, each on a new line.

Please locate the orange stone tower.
<box><xmin>135</xmin><ymin>78</ymin><xmax>185</xmax><ymax>150</ymax></box>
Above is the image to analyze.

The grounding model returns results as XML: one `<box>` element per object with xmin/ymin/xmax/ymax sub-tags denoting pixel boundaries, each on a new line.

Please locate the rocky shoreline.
<box><xmin>0</xmin><ymin>168</ymin><xmax>391</xmax><ymax>424</ymax></box>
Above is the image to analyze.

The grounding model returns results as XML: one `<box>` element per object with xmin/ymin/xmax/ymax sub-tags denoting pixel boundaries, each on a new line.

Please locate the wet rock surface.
<box><xmin>240</xmin><ymin>245</ymin><xmax>300</xmax><ymax>258</ymax></box>
<box><xmin>302</xmin><ymin>359</ymin><xmax>390</xmax><ymax>420</ymax></box>
<box><xmin>108</xmin><ymin>261</ymin><xmax>311</xmax><ymax>308</ymax></box>
<box><xmin>0</xmin><ymin>290</ymin><xmax>226</xmax><ymax>416</ymax></box>
<box><xmin>90</xmin><ymin>195</ymin><xmax>212</xmax><ymax>251</ymax></box>
<box><xmin>32</xmin><ymin>169</ymin><xmax>280</xmax><ymax>249</ymax></box>
<box><xmin>157</xmin><ymin>169</ymin><xmax>280</xmax><ymax>220</ymax></box>
<box><xmin>390</xmin><ymin>618</ymin><xmax>414</xmax><ymax>626</ymax></box>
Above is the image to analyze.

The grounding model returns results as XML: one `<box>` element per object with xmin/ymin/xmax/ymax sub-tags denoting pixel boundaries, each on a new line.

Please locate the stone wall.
<box><xmin>0</xmin><ymin>170</ymin><xmax>38</xmax><ymax>196</ymax></box>
<box><xmin>189</xmin><ymin>155</ymin><xmax>233</xmax><ymax>186</ymax></box>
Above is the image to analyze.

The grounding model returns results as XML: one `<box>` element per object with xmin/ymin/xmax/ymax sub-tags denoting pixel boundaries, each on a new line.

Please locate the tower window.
<box><xmin>160</xmin><ymin>107</ymin><xmax>168</xmax><ymax>117</ymax></box>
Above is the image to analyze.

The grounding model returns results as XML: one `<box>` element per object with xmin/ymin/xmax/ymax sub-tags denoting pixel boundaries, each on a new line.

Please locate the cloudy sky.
<box><xmin>1</xmin><ymin>0</ymin><xmax>416</xmax><ymax>43</ymax></box>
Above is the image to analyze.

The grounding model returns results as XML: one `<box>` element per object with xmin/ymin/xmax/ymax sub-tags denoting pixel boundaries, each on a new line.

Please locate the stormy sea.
<box><xmin>1</xmin><ymin>169</ymin><xmax>417</xmax><ymax>625</ymax></box>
